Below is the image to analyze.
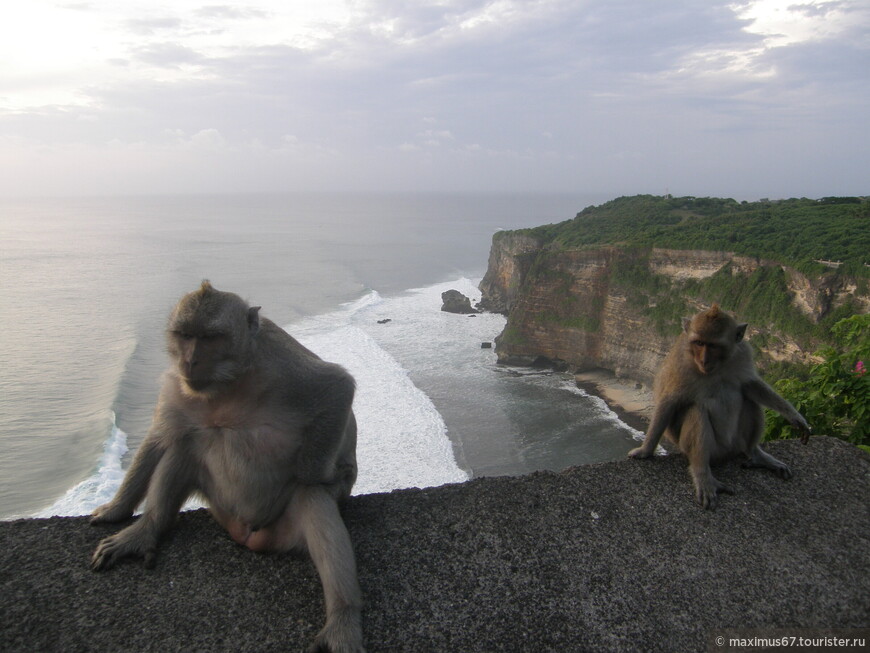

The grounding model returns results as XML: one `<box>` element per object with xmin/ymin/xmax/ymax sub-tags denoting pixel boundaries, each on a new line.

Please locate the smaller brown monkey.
<box><xmin>629</xmin><ymin>304</ymin><xmax>810</xmax><ymax>509</ymax></box>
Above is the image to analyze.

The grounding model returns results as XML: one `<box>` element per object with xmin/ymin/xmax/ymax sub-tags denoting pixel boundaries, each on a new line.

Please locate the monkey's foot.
<box><xmin>90</xmin><ymin>502</ymin><xmax>134</xmax><ymax>525</ymax></box>
<box><xmin>743</xmin><ymin>449</ymin><xmax>793</xmax><ymax>480</ymax></box>
<box><xmin>309</xmin><ymin>608</ymin><xmax>365</xmax><ymax>653</ymax></box>
<box><xmin>627</xmin><ymin>445</ymin><xmax>654</xmax><ymax>459</ymax></box>
<box><xmin>694</xmin><ymin>478</ymin><xmax>734</xmax><ymax>510</ymax></box>
<box><xmin>92</xmin><ymin>528</ymin><xmax>157</xmax><ymax>571</ymax></box>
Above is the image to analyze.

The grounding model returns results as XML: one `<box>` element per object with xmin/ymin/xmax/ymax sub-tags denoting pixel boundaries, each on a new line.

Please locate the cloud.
<box><xmin>0</xmin><ymin>0</ymin><xmax>867</xmax><ymax>197</ymax></box>
<box><xmin>124</xmin><ymin>17</ymin><xmax>183</xmax><ymax>35</ymax></box>
<box><xmin>132</xmin><ymin>42</ymin><xmax>205</xmax><ymax>68</ymax></box>
<box><xmin>194</xmin><ymin>5</ymin><xmax>269</xmax><ymax>20</ymax></box>
<box><xmin>187</xmin><ymin>128</ymin><xmax>226</xmax><ymax>149</ymax></box>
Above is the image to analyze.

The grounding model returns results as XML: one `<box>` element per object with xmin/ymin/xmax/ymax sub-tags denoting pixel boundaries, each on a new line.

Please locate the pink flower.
<box><xmin>855</xmin><ymin>360</ymin><xmax>866</xmax><ymax>375</ymax></box>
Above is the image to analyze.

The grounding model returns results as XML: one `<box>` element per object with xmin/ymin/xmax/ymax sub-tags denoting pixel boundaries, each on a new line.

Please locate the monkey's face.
<box><xmin>690</xmin><ymin>338</ymin><xmax>722</xmax><ymax>374</ymax></box>
<box><xmin>167</xmin><ymin>284</ymin><xmax>257</xmax><ymax>397</ymax></box>
<box><xmin>685</xmin><ymin>307</ymin><xmax>746</xmax><ymax>376</ymax></box>
<box><xmin>169</xmin><ymin>330</ymin><xmax>241</xmax><ymax>395</ymax></box>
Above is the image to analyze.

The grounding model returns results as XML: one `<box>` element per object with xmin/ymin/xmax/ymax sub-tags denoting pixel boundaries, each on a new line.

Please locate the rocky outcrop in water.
<box><xmin>441</xmin><ymin>289</ymin><xmax>478</xmax><ymax>314</ymax></box>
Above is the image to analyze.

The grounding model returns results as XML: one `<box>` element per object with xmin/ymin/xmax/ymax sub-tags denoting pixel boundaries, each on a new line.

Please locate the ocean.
<box><xmin>0</xmin><ymin>192</ymin><xmax>643</xmax><ymax>520</ymax></box>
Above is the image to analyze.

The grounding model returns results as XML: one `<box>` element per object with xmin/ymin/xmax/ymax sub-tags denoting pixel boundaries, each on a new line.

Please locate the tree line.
<box><xmin>518</xmin><ymin>195</ymin><xmax>869</xmax><ymax>276</ymax></box>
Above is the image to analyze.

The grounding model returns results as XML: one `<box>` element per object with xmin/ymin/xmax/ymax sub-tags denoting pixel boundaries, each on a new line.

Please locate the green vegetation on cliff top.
<box><xmin>515</xmin><ymin>195</ymin><xmax>869</xmax><ymax>276</ymax></box>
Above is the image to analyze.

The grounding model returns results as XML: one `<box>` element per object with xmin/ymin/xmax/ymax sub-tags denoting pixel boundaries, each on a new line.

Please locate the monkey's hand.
<box><xmin>627</xmin><ymin>445</ymin><xmax>655</xmax><ymax>459</ymax></box>
<box><xmin>92</xmin><ymin>524</ymin><xmax>158</xmax><ymax>571</ymax></box>
<box><xmin>790</xmin><ymin>414</ymin><xmax>811</xmax><ymax>445</ymax></box>
<box><xmin>90</xmin><ymin>501</ymin><xmax>134</xmax><ymax>525</ymax></box>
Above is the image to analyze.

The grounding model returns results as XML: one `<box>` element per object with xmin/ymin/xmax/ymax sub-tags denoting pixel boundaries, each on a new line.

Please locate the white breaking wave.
<box><xmin>34</xmin><ymin>412</ymin><xmax>129</xmax><ymax>518</ymax></box>
<box><xmin>291</xmin><ymin>282</ymin><xmax>475</xmax><ymax>494</ymax></box>
<box><xmin>35</xmin><ymin>275</ymin><xmax>646</xmax><ymax>518</ymax></box>
<box><xmin>559</xmin><ymin>381</ymin><xmax>645</xmax><ymax>441</ymax></box>
<box><xmin>295</xmin><ymin>323</ymin><xmax>469</xmax><ymax>495</ymax></box>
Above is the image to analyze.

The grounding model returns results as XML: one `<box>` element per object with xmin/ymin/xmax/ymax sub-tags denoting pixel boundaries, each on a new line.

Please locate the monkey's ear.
<box><xmin>682</xmin><ymin>317</ymin><xmax>692</xmax><ymax>333</ymax></box>
<box><xmin>248</xmin><ymin>306</ymin><xmax>261</xmax><ymax>336</ymax></box>
<box><xmin>735</xmin><ymin>323</ymin><xmax>748</xmax><ymax>342</ymax></box>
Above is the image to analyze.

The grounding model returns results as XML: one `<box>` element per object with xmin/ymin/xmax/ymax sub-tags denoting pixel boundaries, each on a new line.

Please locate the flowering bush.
<box><xmin>765</xmin><ymin>314</ymin><xmax>870</xmax><ymax>449</ymax></box>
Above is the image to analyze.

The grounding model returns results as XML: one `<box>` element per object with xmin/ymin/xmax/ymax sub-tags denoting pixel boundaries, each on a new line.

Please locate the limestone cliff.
<box><xmin>479</xmin><ymin>232</ymin><xmax>868</xmax><ymax>386</ymax></box>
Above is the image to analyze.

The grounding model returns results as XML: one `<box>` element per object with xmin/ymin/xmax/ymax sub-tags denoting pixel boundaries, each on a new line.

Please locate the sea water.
<box><xmin>0</xmin><ymin>193</ymin><xmax>641</xmax><ymax>520</ymax></box>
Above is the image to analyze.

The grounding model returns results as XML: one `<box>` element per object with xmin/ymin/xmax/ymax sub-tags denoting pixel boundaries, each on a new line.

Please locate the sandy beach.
<box><xmin>575</xmin><ymin>368</ymin><xmax>654</xmax><ymax>432</ymax></box>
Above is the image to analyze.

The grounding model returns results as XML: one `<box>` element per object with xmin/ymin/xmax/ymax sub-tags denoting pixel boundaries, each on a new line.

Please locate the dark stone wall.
<box><xmin>2</xmin><ymin>437</ymin><xmax>868</xmax><ymax>652</ymax></box>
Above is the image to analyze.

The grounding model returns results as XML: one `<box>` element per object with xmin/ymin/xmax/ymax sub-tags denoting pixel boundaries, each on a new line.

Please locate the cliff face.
<box><xmin>477</xmin><ymin>232</ymin><xmax>543</xmax><ymax>314</ymax></box>
<box><xmin>479</xmin><ymin>233</ymin><xmax>868</xmax><ymax>386</ymax></box>
<box><xmin>480</xmin><ymin>238</ymin><xmax>672</xmax><ymax>384</ymax></box>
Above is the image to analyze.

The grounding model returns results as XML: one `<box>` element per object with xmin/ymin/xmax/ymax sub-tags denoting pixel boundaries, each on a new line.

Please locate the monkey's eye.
<box><xmin>174</xmin><ymin>331</ymin><xmax>195</xmax><ymax>341</ymax></box>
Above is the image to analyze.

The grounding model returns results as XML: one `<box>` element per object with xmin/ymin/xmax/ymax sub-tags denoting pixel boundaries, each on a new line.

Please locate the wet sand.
<box><xmin>575</xmin><ymin>368</ymin><xmax>654</xmax><ymax>433</ymax></box>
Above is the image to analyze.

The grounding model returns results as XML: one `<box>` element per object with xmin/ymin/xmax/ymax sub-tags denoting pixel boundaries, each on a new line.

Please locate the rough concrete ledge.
<box><xmin>1</xmin><ymin>437</ymin><xmax>868</xmax><ymax>652</ymax></box>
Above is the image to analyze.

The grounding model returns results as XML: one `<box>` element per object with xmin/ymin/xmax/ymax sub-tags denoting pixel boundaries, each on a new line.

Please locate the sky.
<box><xmin>0</xmin><ymin>0</ymin><xmax>867</xmax><ymax>199</ymax></box>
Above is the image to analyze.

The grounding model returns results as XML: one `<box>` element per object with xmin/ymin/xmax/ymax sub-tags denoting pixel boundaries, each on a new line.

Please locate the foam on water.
<box><xmin>34</xmin><ymin>283</ymin><xmax>472</xmax><ymax>517</ymax></box>
<box><xmin>291</xmin><ymin>289</ymin><xmax>471</xmax><ymax>494</ymax></box>
<box><xmin>305</xmin><ymin>276</ymin><xmax>645</xmax><ymax>476</ymax></box>
<box><xmin>32</xmin><ymin>276</ymin><xmax>648</xmax><ymax>517</ymax></box>
<box><xmin>558</xmin><ymin>380</ymin><xmax>668</xmax><ymax>455</ymax></box>
<box><xmin>294</xmin><ymin>323</ymin><xmax>469</xmax><ymax>494</ymax></box>
<box><xmin>558</xmin><ymin>380</ymin><xmax>645</xmax><ymax>441</ymax></box>
<box><xmin>35</xmin><ymin>412</ymin><xmax>129</xmax><ymax>518</ymax></box>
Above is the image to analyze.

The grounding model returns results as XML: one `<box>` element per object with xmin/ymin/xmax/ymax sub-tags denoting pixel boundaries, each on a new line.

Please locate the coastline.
<box><xmin>574</xmin><ymin>368</ymin><xmax>653</xmax><ymax>433</ymax></box>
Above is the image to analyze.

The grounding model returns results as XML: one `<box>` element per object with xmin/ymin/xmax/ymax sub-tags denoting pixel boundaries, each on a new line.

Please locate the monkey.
<box><xmin>90</xmin><ymin>281</ymin><xmax>364</xmax><ymax>653</ymax></box>
<box><xmin>628</xmin><ymin>303</ymin><xmax>811</xmax><ymax>510</ymax></box>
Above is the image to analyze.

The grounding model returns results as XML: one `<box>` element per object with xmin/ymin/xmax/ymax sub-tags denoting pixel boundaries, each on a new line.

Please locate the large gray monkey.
<box><xmin>91</xmin><ymin>280</ymin><xmax>363</xmax><ymax>653</ymax></box>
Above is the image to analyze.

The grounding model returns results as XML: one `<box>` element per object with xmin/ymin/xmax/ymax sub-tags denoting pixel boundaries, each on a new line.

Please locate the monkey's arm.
<box><xmin>628</xmin><ymin>397</ymin><xmax>679</xmax><ymax>459</ymax></box>
<box><xmin>743</xmin><ymin>378</ymin><xmax>811</xmax><ymax>443</ymax></box>
<box><xmin>90</xmin><ymin>400</ymin><xmax>177</xmax><ymax>523</ymax></box>
<box><xmin>92</xmin><ymin>442</ymin><xmax>196</xmax><ymax>570</ymax></box>
<box><xmin>294</xmin><ymin>372</ymin><xmax>356</xmax><ymax>486</ymax></box>
<box><xmin>91</xmin><ymin>434</ymin><xmax>164</xmax><ymax>524</ymax></box>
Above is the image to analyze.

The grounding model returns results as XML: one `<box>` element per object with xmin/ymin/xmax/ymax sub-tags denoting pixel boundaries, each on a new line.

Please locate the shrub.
<box><xmin>765</xmin><ymin>314</ymin><xmax>870</xmax><ymax>449</ymax></box>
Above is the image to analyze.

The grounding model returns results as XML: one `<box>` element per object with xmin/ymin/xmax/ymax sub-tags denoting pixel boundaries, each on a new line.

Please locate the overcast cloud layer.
<box><xmin>0</xmin><ymin>0</ymin><xmax>867</xmax><ymax>198</ymax></box>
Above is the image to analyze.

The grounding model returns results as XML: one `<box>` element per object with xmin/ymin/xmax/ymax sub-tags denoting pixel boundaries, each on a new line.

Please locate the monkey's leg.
<box><xmin>92</xmin><ymin>448</ymin><xmax>193</xmax><ymax>571</ymax></box>
<box><xmin>744</xmin><ymin>447</ymin><xmax>793</xmax><ymax>479</ymax></box>
<box><xmin>91</xmin><ymin>437</ymin><xmax>163</xmax><ymax>524</ymax></box>
<box><xmin>682</xmin><ymin>407</ymin><xmax>734</xmax><ymax>510</ymax></box>
<box><xmin>738</xmin><ymin>397</ymin><xmax>793</xmax><ymax>479</ymax></box>
<box><xmin>292</xmin><ymin>485</ymin><xmax>364</xmax><ymax>653</ymax></box>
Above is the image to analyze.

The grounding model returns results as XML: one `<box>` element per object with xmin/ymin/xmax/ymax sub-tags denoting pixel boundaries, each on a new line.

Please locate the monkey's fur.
<box><xmin>629</xmin><ymin>304</ymin><xmax>810</xmax><ymax>509</ymax></box>
<box><xmin>91</xmin><ymin>281</ymin><xmax>364</xmax><ymax>653</ymax></box>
